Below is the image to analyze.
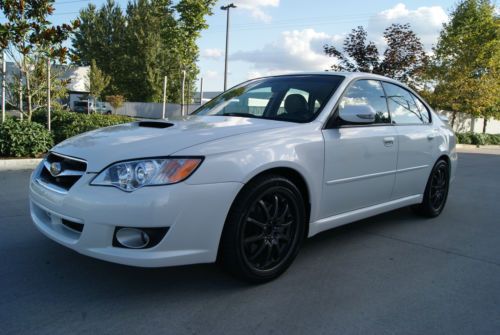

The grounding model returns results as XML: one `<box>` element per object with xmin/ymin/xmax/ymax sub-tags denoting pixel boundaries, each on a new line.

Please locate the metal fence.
<box><xmin>114</xmin><ymin>102</ymin><xmax>201</xmax><ymax>119</ymax></box>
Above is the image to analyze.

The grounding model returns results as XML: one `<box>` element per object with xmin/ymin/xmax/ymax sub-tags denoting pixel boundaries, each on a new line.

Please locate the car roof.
<box><xmin>262</xmin><ymin>71</ymin><xmax>399</xmax><ymax>83</ymax></box>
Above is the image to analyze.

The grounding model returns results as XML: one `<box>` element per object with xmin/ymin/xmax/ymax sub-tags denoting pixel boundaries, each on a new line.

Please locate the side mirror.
<box><xmin>339</xmin><ymin>104</ymin><xmax>376</xmax><ymax>124</ymax></box>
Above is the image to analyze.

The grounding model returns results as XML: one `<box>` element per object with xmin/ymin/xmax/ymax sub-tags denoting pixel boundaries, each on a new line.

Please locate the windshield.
<box><xmin>193</xmin><ymin>75</ymin><xmax>344</xmax><ymax>123</ymax></box>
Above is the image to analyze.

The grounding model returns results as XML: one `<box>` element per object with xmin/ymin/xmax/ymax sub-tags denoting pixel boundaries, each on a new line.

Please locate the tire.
<box><xmin>412</xmin><ymin>159</ymin><xmax>450</xmax><ymax>218</ymax></box>
<box><xmin>219</xmin><ymin>174</ymin><xmax>306</xmax><ymax>283</ymax></box>
<box><xmin>106</xmin><ymin>111</ymin><xmax>112</xmax><ymax>115</ymax></box>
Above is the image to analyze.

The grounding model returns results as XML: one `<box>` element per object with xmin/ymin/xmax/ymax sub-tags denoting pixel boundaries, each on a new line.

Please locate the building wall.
<box><xmin>437</xmin><ymin>110</ymin><xmax>500</xmax><ymax>134</ymax></box>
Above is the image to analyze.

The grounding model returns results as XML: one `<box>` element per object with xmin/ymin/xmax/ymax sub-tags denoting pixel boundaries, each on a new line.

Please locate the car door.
<box><xmin>321</xmin><ymin>79</ymin><xmax>398</xmax><ymax>219</ymax></box>
<box><xmin>381</xmin><ymin>82</ymin><xmax>437</xmax><ymax>199</ymax></box>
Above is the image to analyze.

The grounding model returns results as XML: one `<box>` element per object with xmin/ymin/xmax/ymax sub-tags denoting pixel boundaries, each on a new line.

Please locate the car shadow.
<box><xmin>27</xmin><ymin>206</ymin><xmax>419</xmax><ymax>298</ymax></box>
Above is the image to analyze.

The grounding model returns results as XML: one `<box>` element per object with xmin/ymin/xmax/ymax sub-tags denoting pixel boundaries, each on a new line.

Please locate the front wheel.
<box><xmin>412</xmin><ymin>159</ymin><xmax>450</xmax><ymax>217</ymax></box>
<box><xmin>219</xmin><ymin>175</ymin><xmax>306</xmax><ymax>283</ymax></box>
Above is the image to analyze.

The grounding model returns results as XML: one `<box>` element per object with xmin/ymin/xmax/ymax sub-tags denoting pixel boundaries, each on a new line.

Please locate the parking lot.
<box><xmin>1</xmin><ymin>151</ymin><xmax>499</xmax><ymax>335</ymax></box>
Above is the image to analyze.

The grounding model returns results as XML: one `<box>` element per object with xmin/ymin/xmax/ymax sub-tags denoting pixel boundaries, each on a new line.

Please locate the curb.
<box><xmin>0</xmin><ymin>158</ymin><xmax>42</xmax><ymax>171</ymax></box>
<box><xmin>456</xmin><ymin>144</ymin><xmax>500</xmax><ymax>149</ymax></box>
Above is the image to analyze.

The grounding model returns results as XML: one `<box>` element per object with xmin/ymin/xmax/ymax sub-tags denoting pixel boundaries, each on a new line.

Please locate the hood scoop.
<box><xmin>137</xmin><ymin>121</ymin><xmax>174</xmax><ymax>129</ymax></box>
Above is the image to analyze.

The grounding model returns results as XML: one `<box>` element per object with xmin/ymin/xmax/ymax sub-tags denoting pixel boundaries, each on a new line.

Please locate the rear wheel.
<box><xmin>219</xmin><ymin>175</ymin><xmax>306</xmax><ymax>283</ymax></box>
<box><xmin>412</xmin><ymin>159</ymin><xmax>450</xmax><ymax>217</ymax></box>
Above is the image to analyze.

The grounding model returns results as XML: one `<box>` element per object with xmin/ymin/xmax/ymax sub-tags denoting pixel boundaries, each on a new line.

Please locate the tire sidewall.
<box><xmin>222</xmin><ymin>176</ymin><xmax>306</xmax><ymax>282</ymax></box>
<box><xmin>423</xmin><ymin>160</ymin><xmax>450</xmax><ymax>217</ymax></box>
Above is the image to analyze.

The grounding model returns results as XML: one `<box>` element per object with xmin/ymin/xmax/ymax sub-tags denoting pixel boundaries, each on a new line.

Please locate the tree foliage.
<box><xmin>105</xmin><ymin>95</ymin><xmax>125</xmax><ymax>110</ymax></box>
<box><xmin>428</xmin><ymin>0</ymin><xmax>499</xmax><ymax>131</ymax></box>
<box><xmin>0</xmin><ymin>0</ymin><xmax>79</xmax><ymax>120</ymax></box>
<box><xmin>86</xmin><ymin>59</ymin><xmax>110</xmax><ymax>100</ymax></box>
<box><xmin>72</xmin><ymin>0</ymin><xmax>216</xmax><ymax>103</ymax></box>
<box><xmin>324</xmin><ymin>24</ymin><xmax>429</xmax><ymax>86</ymax></box>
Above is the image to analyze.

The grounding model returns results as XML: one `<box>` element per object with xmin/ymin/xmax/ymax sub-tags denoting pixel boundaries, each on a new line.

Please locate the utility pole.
<box><xmin>221</xmin><ymin>3</ymin><xmax>236</xmax><ymax>91</ymax></box>
<box><xmin>199</xmin><ymin>77</ymin><xmax>204</xmax><ymax>105</ymax></box>
<box><xmin>162</xmin><ymin>75</ymin><xmax>167</xmax><ymax>119</ymax></box>
<box><xmin>47</xmin><ymin>58</ymin><xmax>51</xmax><ymax>131</ymax></box>
<box><xmin>1</xmin><ymin>51</ymin><xmax>5</xmax><ymax>123</ymax></box>
<box><xmin>181</xmin><ymin>70</ymin><xmax>186</xmax><ymax>116</ymax></box>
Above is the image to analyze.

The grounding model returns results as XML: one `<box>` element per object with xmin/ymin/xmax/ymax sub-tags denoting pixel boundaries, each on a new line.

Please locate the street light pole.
<box><xmin>1</xmin><ymin>50</ymin><xmax>6</xmax><ymax>123</ymax></box>
<box><xmin>221</xmin><ymin>3</ymin><xmax>236</xmax><ymax>91</ymax></box>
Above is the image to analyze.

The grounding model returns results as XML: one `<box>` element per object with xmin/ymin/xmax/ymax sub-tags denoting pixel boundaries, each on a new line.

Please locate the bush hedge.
<box><xmin>0</xmin><ymin>119</ymin><xmax>54</xmax><ymax>158</ymax></box>
<box><xmin>32</xmin><ymin>109</ymin><xmax>131</xmax><ymax>144</ymax></box>
<box><xmin>455</xmin><ymin>132</ymin><xmax>500</xmax><ymax>146</ymax></box>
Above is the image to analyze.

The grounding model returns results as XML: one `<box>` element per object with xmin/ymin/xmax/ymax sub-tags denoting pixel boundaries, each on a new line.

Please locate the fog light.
<box><xmin>115</xmin><ymin>228</ymin><xmax>150</xmax><ymax>249</ymax></box>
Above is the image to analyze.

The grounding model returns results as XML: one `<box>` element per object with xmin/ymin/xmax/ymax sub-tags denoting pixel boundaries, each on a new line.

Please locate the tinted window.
<box><xmin>382</xmin><ymin>82</ymin><xmax>429</xmax><ymax>124</ymax></box>
<box><xmin>413</xmin><ymin>95</ymin><xmax>431</xmax><ymax>123</ymax></box>
<box><xmin>194</xmin><ymin>75</ymin><xmax>344</xmax><ymax>123</ymax></box>
<box><xmin>338</xmin><ymin>80</ymin><xmax>390</xmax><ymax>124</ymax></box>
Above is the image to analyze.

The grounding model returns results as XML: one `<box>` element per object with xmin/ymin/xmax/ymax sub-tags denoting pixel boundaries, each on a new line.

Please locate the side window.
<box><xmin>382</xmin><ymin>82</ymin><xmax>428</xmax><ymax>124</ymax></box>
<box><xmin>338</xmin><ymin>80</ymin><xmax>390</xmax><ymax>124</ymax></box>
<box><xmin>412</xmin><ymin>95</ymin><xmax>431</xmax><ymax>123</ymax></box>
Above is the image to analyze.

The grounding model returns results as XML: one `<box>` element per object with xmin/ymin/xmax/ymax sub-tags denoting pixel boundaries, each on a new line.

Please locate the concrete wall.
<box><xmin>437</xmin><ymin>111</ymin><xmax>500</xmax><ymax>134</ymax></box>
<box><xmin>115</xmin><ymin>102</ymin><xmax>200</xmax><ymax>119</ymax></box>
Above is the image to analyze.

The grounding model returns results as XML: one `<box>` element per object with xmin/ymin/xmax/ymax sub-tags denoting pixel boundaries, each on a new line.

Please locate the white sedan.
<box><xmin>30</xmin><ymin>72</ymin><xmax>457</xmax><ymax>282</ymax></box>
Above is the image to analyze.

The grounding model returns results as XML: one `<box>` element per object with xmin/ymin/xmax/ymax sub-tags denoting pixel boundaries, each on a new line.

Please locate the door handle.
<box><xmin>427</xmin><ymin>134</ymin><xmax>436</xmax><ymax>140</ymax></box>
<box><xmin>383</xmin><ymin>137</ymin><xmax>395</xmax><ymax>146</ymax></box>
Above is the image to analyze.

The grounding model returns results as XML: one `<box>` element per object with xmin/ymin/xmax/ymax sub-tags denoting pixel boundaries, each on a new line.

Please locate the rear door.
<box><xmin>381</xmin><ymin>82</ymin><xmax>436</xmax><ymax>198</ymax></box>
<box><xmin>321</xmin><ymin>79</ymin><xmax>398</xmax><ymax>218</ymax></box>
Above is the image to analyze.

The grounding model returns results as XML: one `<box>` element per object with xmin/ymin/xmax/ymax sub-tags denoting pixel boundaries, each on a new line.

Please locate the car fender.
<box><xmin>175</xmin><ymin>121</ymin><xmax>326</xmax><ymax>223</ymax></box>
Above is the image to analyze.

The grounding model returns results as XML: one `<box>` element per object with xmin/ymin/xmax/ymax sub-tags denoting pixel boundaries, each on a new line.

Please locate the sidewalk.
<box><xmin>0</xmin><ymin>158</ymin><xmax>42</xmax><ymax>171</ymax></box>
<box><xmin>456</xmin><ymin>144</ymin><xmax>500</xmax><ymax>155</ymax></box>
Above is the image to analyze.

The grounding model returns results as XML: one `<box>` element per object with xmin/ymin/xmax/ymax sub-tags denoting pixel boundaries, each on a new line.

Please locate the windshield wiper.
<box><xmin>221</xmin><ymin>112</ymin><xmax>260</xmax><ymax>119</ymax></box>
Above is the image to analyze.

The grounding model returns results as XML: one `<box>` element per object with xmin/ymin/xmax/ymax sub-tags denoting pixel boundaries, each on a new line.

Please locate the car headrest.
<box><xmin>284</xmin><ymin>94</ymin><xmax>309</xmax><ymax>115</ymax></box>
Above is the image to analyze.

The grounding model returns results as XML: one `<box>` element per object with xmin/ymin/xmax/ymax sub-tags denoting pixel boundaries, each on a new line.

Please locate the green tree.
<box><xmin>0</xmin><ymin>0</ymin><xmax>78</xmax><ymax>120</ymax></box>
<box><xmin>71</xmin><ymin>0</ymin><xmax>127</xmax><ymax>96</ymax></box>
<box><xmin>429</xmin><ymin>0</ymin><xmax>499</xmax><ymax>131</ymax></box>
<box><xmin>86</xmin><ymin>59</ymin><xmax>110</xmax><ymax>100</ymax></box>
<box><xmin>324</xmin><ymin>24</ymin><xmax>429</xmax><ymax>87</ymax></box>
<box><xmin>72</xmin><ymin>0</ymin><xmax>215</xmax><ymax>103</ymax></box>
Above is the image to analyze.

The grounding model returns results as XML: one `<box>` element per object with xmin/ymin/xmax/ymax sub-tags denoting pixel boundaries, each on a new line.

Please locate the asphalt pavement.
<box><xmin>1</xmin><ymin>152</ymin><xmax>499</xmax><ymax>335</ymax></box>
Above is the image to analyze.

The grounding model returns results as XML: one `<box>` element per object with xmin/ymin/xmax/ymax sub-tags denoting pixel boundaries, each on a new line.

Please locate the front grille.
<box><xmin>36</xmin><ymin>153</ymin><xmax>87</xmax><ymax>193</ymax></box>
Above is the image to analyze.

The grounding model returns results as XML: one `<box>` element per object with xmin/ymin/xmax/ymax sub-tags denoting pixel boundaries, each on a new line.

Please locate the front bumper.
<box><xmin>29</xmin><ymin>166</ymin><xmax>242</xmax><ymax>267</ymax></box>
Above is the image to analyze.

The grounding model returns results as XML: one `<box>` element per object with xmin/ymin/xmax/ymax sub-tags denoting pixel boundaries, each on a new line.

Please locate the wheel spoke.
<box><xmin>258</xmin><ymin>200</ymin><xmax>271</xmax><ymax>221</ymax></box>
<box><xmin>247</xmin><ymin>216</ymin><xmax>266</xmax><ymax>229</ymax></box>
<box><xmin>278</xmin><ymin>203</ymin><xmax>289</xmax><ymax>221</ymax></box>
<box><xmin>244</xmin><ymin>234</ymin><xmax>265</xmax><ymax>244</ymax></box>
<box><xmin>261</xmin><ymin>244</ymin><xmax>274</xmax><ymax>268</ymax></box>
<box><xmin>248</xmin><ymin>242</ymin><xmax>267</xmax><ymax>261</ymax></box>
<box><xmin>272</xmin><ymin>195</ymin><xmax>279</xmax><ymax>219</ymax></box>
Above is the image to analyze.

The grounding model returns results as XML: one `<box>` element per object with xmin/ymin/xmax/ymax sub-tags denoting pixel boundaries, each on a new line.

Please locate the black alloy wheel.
<box><xmin>412</xmin><ymin>159</ymin><xmax>450</xmax><ymax>217</ymax></box>
<box><xmin>219</xmin><ymin>175</ymin><xmax>306</xmax><ymax>282</ymax></box>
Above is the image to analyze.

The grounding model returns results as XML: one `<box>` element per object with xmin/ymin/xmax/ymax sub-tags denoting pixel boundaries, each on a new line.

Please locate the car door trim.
<box><xmin>326</xmin><ymin>164</ymin><xmax>428</xmax><ymax>185</ymax></box>
<box><xmin>326</xmin><ymin>169</ymin><xmax>396</xmax><ymax>185</ymax></box>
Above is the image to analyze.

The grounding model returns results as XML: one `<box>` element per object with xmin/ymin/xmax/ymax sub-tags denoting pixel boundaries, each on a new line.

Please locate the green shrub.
<box><xmin>0</xmin><ymin>119</ymin><xmax>54</xmax><ymax>158</ymax></box>
<box><xmin>455</xmin><ymin>132</ymin><xmax>500</xmax><ymax>145</ymax></box>
<box><xmin>33</xmin><ymin>109</ymin><xmax>131</xmax><ymax>143</ymax></box>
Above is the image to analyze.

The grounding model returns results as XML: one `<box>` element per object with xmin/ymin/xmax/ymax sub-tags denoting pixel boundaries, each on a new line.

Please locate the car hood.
<box><xmin>52</xmin><ymin>115</ymin><xmax>291</xmax><ymax>172</ymax></box>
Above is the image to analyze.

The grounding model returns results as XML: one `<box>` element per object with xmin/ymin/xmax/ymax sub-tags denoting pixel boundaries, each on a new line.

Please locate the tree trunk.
<box><xmin>18</xmin><ymin>80</ymin><xmax>23</xmax><ymax>120</ymax></box>
<box><xmin>483</xmin><ymin>118</ymin><xmax>488</xmax><ymax>134</ymax></box>
<box><xmin>451</xmin><ymin>110</ymin><xmax>457</xmax><ymax>128</ymax></box>
<box><xmin>26</xmin><ymin>72</ymin><xmax>32</xmax><ymax>121</ymax></box>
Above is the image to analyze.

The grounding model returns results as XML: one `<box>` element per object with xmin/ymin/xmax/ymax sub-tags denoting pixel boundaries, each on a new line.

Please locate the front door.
<box><xmin>321</xmin><ymin>79</ymin><xmax>398</xmax><ymax>219</ymax></box>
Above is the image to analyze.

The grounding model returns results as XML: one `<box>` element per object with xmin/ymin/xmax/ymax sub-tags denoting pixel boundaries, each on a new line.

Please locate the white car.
<box><xmin>30</xmin><ymin>73</ymin><xmax>457</xmax><ymax>282</ymax></box>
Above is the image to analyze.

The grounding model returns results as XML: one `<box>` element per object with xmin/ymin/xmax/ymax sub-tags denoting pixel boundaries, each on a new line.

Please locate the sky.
<box><xmin>2</xmin><ymin>0</ymin><xmax>461</xmax><ymax>92</ymax></box>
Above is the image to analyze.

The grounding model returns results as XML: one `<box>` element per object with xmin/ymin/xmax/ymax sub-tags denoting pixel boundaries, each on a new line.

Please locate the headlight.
<box><xmin>91</xmin><ymin>157</ymin><xmax>203</xmax><ymax>192</ymax></box>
